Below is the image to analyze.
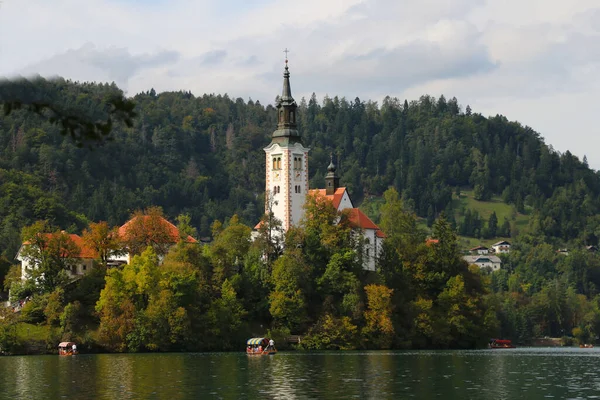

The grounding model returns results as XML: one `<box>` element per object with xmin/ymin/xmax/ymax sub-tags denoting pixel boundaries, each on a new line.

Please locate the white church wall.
<box><xmin>336</xmin><ymin>191</ymin><xmax>354</xmax><ymax>211</ymax></box>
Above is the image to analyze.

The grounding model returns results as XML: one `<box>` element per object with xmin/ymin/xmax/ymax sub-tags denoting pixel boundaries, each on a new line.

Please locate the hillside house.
<box><xmin>463</xmin><ymin>255</ymin><xmax>502</xmax><ymax>271</ymax></box>
<box><xmin>470</xmin><ymin>245</ymin><xmax>489</xmax><ymax>255</ymax></box>
<box><xmin>491</xmin><ymin>241</ymin><xmax>511</xmax><ymax>254</ymax></box>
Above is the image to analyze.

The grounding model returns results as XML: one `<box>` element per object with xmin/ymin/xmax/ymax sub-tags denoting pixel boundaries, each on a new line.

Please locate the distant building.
<box><xmin>463</xmin><ymin>255</ymin><xmax>502</xmax><ymax>271</ymax></box>
<box><xmin>470</xmin><ymin>245</ymin><xmax>489</xmax><ymax>255</ymax></box>
<box><xmin>491</xmin><ymin>240</ymin><xmax>511</xmax><ymax>254</ymax></box>
<box><xmin>557</xmin><ymin>248</ymin><xmax>569</xmax><ymax>256</ymax></box>
<box><xmin>586</xmin><ymin>245</ymin><xmax>598</xmax><ymax>253</ymax></box>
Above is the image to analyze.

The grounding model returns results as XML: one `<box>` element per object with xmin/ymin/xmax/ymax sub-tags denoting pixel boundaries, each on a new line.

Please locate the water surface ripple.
<box><xmin>1</xmin><ymin>348</ymin><xmax>600</xmax><ymax>399</ymax></box>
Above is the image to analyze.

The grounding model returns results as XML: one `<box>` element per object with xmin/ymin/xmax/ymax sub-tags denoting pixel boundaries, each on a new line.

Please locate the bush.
<box><xmin>299</xmin><ymin>314</ymin><xmax>359</xmax><ymax>350</ymax></box>
<box><xmin>20</xmin><ymin>295</ymin><xmax>48</xmax><ymax>324</ymax></box>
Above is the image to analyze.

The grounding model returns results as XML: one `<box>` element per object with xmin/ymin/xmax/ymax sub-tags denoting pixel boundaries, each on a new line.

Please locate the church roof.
<box><xmin>119</xmin><ymin>216</ymin><xmax>198</xmax><ymax>244</ymax></box>
<box><xmin>346</xmin><ymin>208</ymin><xmax>380</xmax><ymax>231</ymax></box>
<box><xmin>308</xmin><ymin>187</ymin><xmax>347</xmax><ymax>209</ymax></box>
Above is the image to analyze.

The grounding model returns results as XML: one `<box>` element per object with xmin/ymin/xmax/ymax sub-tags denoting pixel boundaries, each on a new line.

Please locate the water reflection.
<box><xmin>3</xmin><ymin>348</ymin><xmax>600</xmax><ymax>398</ymax></box>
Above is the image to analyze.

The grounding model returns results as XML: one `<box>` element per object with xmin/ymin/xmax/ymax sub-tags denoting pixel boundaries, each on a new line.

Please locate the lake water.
<box><xmin>1</xmin><ymin>348</ymin><xmax>599</xmax><ymax>399</ymax></box>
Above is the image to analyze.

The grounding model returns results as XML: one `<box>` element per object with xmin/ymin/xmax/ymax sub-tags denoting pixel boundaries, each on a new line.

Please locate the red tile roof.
<box><xmin>346</xmin><ymin>208</ymin><xmax>380</xmax><ymax>230</ymax></box>
<box><xmin>119</xmin><ymin>216</ymin><xmax>198</xmax><ymax>244</ymax></box>
<box><xmin>23</xmin><ymin>233</ymin><xmax>97</xmax><ymax>259</ymax></box>
<box><xmin>308</xmin><ymin>187</ymin><xmax>347</xmax><ymax>209</ymax></box>
<box><xmin>426</xmin><ymin>238</ymin><xmax>439</xmax><ymax>246</ymax></box>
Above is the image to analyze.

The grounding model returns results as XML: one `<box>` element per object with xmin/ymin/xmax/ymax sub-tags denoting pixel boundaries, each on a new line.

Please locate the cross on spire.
<box><xmin>283</xmin><ymin>48</ymin><xmax>290</xmax><ymax>63</ymax></box>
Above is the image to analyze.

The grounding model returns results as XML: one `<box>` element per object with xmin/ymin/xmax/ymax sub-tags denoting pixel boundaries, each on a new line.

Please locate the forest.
<box><xmin>1</xmin><ymin>78</ymin><xmax>600</xmax><ymax>353</ymax></box>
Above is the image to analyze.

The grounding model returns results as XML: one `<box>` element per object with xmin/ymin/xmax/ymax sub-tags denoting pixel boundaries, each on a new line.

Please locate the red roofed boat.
<box><xmin>58</xmin><ymin>342</ymin><xmax>78</xmax><ymax>356</ymax></box>
<box><xmin>489</xmin><ymin>339</ymin><xmax>516</xmax><ymax>349</ymax></box>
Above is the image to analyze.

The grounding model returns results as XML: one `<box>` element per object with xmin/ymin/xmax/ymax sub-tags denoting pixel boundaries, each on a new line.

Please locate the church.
<box><xmin>255</xmin><ymin>60</ymin><xmax>385</xmax><ymax>271</ymax></box>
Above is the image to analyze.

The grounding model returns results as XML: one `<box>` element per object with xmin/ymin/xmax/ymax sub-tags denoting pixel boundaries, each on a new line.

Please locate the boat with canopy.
<box><xmin>58</xmin><ymin>342</ymin><xmax>78</xmax><ymax>356</ymax></box>
<box><xmin>246</xmin><ymin>337</ymin><xmax>277</xmax><ymax>355</ymax></box>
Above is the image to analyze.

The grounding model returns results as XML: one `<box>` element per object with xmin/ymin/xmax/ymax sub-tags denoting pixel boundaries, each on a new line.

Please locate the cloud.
<box><xmin>198</xmin><ymin>50</ymin><xmax>228</xmax><ymax>66</ymax></box>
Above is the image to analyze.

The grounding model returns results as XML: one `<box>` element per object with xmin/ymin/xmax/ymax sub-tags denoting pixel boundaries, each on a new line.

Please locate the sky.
<box><xmin>1</xmin><ymin>0</ymin><xmax>599</xmax><ymax>168</ymax></box>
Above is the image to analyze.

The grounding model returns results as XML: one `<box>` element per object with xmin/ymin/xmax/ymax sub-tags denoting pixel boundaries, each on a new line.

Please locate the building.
<box><xmin>463</xmin><ymin>255</ymin><xmax>502</xmax><ymax>271</ymax></box>
<box><xmin>470</xmin><ymin>245</ymin><xmax>489</xmax><ymax>255</ymax></box>
<box><xmin>491</xmin><ymin>240</ymin><xmax>511</xmax><ymax>254</ymax></box>
<box><xmin>17</xmin><ymin>216</ymin><xmax>197</xmax><ymax>282</ymax></box>
<box><xmin>256</xmin><ymin>60</ymin><xmax>384</xmax><ymax>271</ymax></box>
<box><xmin>16</xmin><ymin>232</ymin><xmax>98</xmax><ymax>282</ymax></box>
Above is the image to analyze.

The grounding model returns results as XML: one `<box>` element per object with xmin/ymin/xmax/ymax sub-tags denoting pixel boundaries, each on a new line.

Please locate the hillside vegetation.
<box><xmin>1</xmin><ymin>78</ymin><xmax>600</xmax><ymax>351</ymax></box>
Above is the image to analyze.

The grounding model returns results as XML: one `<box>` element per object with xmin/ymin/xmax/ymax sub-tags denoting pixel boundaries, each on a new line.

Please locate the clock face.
<box><xmin>274</xmin><ymin>172</ymin><xmax>280</xmax><ymax>180</ymax></box>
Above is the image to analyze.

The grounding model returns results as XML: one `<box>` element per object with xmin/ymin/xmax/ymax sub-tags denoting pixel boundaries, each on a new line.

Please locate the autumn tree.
<box><xmin>121</xmin><ymin>207</ymin><xmax>177</xmax><ymax>257</ymax></box>
<box><xmin>363</xmin><ymin>284</ymin><xmax>395</xmax><ymax>349</ymax></box>
<box><xmin>82</xmin><ymin>221</ymin><xmax>122</xmax><ymax>267</ymax></box>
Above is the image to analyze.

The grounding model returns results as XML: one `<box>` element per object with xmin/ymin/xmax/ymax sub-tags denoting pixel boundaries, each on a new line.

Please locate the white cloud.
<box><xmin>0</xmin><ymin>0</ymin><xmax>599</xmax><ymax>168</ymax></box>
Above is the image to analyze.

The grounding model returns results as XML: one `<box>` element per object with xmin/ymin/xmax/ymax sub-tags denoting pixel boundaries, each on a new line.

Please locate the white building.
<box><xmin>16</xmin><ymin>233</ymin><xmax>97</xmax><ymax>282</ymax></box>
<box><xmin>463</xmin><ymin>255</ymin><xmax>502</xmax><ymax>271</ymax></box>
<box><xmin>256</xmin><ymin>61</ymin><xmax>385</xmax><ymax>271</ymax></box>
<box><xmin>470</xmin><ymin>245</ymin><xmax>489</xmax><ymax>255</ymax></box>
<box><xmin>16</xmin><ymin>217</ymin><xmax>197</xmax><ymax>282</ymax></box>
<box><xmin>491</xmin><ymin>241</ymin><xmax>511</xmax><ymax>254</ymax></box>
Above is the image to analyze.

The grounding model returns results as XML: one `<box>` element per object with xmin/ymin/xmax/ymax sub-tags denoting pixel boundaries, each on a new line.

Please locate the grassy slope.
<box><xmin>360</xmin><ymin>189</ymin><xmax>530</xmax><ymax>250</ymax></box>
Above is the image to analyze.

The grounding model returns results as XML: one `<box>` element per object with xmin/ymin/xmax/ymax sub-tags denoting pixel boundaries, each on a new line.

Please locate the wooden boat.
<box><xmin>580</xmin><ymin>344</ymin><xmax>594</xmax><ymax>348</ymax></box>
<box><xmin>246</xmin><ymin>337</ymin><xmax>277</xmax><ymax>356</ymax></box>
<box><xmin>58</xmin><ymin>342</ymin><xmax>78</xmax><ymax>356</ymax></box>
<box><xmin>489</xmin><ymin>339</ymin><xmax>516</xmax><ymax>349</ymax></box>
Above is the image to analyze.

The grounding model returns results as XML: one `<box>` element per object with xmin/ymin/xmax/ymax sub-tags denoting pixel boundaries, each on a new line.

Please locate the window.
<box><xmin>273</xmin><ymin>156</ymin><xmax>282</xmax><ymax>170</ymax></box>
<box><xmin>293</xmin><ymin>156</ymin><xmax>302</xmax><ymax>170</ymax></box>
<box><xmin>290</xmin><ymin>111</ymin><xmax>295</xmax><ymax>123</ymax></box>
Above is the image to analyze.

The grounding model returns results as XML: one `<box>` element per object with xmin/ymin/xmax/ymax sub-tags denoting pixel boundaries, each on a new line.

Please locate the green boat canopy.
<box><xmin>247</xmin><ymin>338</ymin><xmax>268</xmax><ymax>345</ymax></box>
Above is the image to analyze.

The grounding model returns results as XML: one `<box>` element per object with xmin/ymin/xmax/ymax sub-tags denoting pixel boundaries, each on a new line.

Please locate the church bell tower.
<box><xmin>263</xmin><ymin>57</ymin><xmax>310</xmax><ymax>232</ymax></box>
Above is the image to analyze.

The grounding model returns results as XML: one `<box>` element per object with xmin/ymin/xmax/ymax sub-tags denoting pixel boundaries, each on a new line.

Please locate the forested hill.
<box><xmin>0</xmin><ymin>78</ymin><xmax>598</xmax><ymax>263</ymax></box>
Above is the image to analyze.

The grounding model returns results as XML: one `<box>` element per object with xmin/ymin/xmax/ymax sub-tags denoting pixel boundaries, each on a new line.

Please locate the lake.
<box><xmin>1</xmin><ymin>348</ymin><xmax>599</xmax><ymax>399</ymax></box>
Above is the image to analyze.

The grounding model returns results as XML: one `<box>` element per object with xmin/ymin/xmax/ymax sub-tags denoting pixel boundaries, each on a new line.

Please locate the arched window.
<box><xmin>273</xmin><ymin>186</ymin><xmax>277</xmax><ymax>195</ymax></box>
<box><xmin>273</xmin><ymin>158</ymin><xmax>277</xmax><ymax>170</ymax></box>
<box><xmin>277</xmin><ymin>157</ymin><xmax>281</xmax><ymax>170</ymax></box>
<box><xmin>298</xmin><ymin>185</ymin><xmax>301</xmax><ymax>194</ymax></box>
<box><xmin>290</xmin><ymin>111</ymin><xmax>295</xmax><ymax>123</ymax></box>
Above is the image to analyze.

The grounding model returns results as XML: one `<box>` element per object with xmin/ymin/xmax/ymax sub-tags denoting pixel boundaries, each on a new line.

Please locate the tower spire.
<box><xmin>325</xmin><ymin>152</ymin><xmax>340</xmax><ymax>195</ymax></box>
<box><xmin>272</xmin><ymin>51</ymin><xmax>300</xmax><ymax>143</ymax></box>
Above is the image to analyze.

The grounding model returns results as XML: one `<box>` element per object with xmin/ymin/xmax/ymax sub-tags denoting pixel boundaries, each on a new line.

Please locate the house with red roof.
<box><xmin>255</xmin><ymin>60</ymin><xmax>385</xmax><ymax>271</ymax></box>
<box><xmin>17</xmin><ymin>216</ymin><xmax>197</xmax><ymax>282</ymax></box>
<box><xmin>17</xmin><ymin>232</ymin><xmax>99</xmax><ymax>282</ymax></box>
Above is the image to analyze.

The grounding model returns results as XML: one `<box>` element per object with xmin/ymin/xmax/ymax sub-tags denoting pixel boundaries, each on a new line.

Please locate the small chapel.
<box><xmin>255</xmin><ymin>59</ymin><xmax>385</xmax><ymax>271</ymax></box>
